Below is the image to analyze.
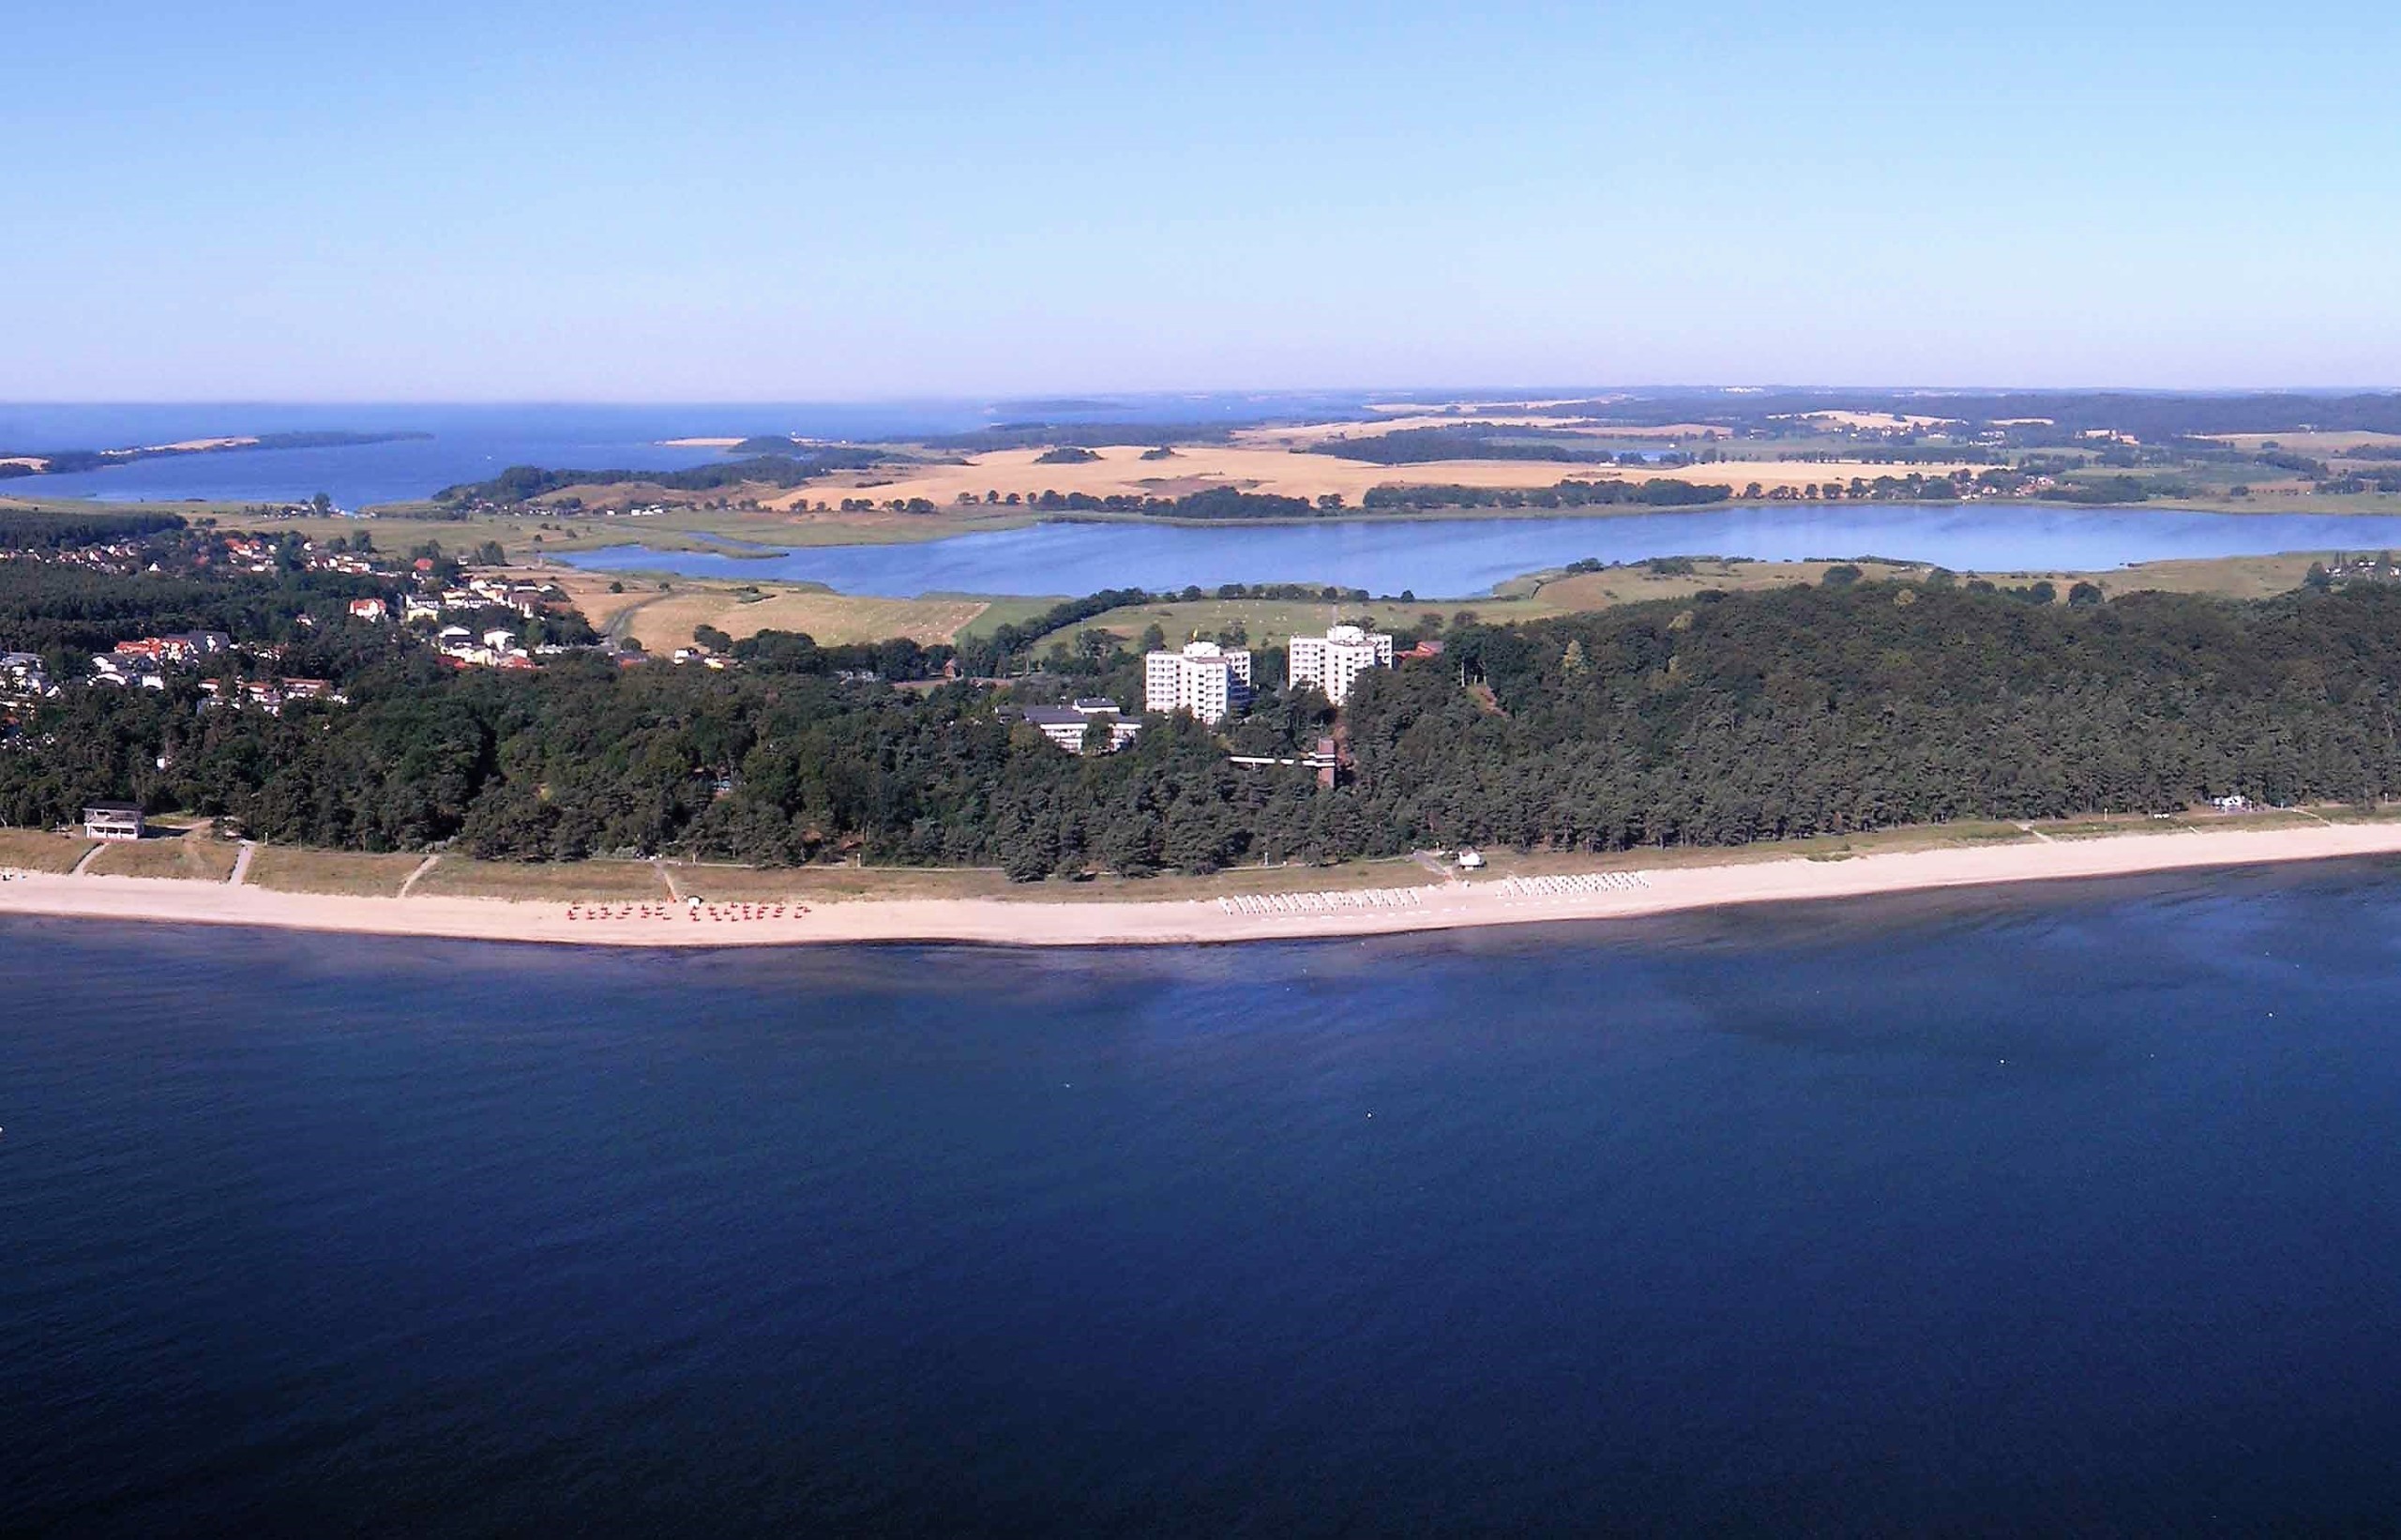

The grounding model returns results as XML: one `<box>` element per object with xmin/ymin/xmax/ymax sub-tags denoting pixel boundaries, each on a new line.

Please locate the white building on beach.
<box><xmin>1289</xmin><ymin>624</ymin><xmax>1393</xmax><ymax>705</ymax></box>
<box><xmin>1145</xmin><ymin>640</ymin><xmax>1252</xmax><ymax>724</ymax></box>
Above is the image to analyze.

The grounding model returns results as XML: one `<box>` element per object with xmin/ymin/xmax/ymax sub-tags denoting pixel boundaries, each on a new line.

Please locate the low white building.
<box><xmin>1144</xmin><ymin>641</ymin><xmax>1252</xmax><ymax>724</ymax></box>
<box><xmin>83</xmin><ymin>802</ymin><xmax>144</xmax><ymax>841</ymax></box>
<box><xmin>1022</xmin><ymin>698</ymin><xmax>1142</xmax><ymax>755</ymax></box>
<box><xmin>1289</xmin><ymin>624</ymin><xmax>1394</xmax><ymax>705</ymax></box>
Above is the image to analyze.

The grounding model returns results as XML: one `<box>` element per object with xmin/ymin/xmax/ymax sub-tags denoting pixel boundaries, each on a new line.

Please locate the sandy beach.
<box><xmin>5</xmin><ymin>822</ymin><xmax>2400</xmax><ymax>950</ymax></box>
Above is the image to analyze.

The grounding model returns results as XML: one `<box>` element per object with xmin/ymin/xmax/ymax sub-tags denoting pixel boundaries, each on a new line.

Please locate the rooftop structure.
<box><xmin>1289</xmin><ymin>624</ymin><xmax>1394</xmax><ymax>705</ymax></box>
<box><xmin>1022</xmin><ymin>698</ymin><xmax>1141</xmax><ymax>755</ymax></box>
<box><xmin>1145</xmin><ymin>640</ymin><xmax>1252</xmax><ymax>725</ymax></box>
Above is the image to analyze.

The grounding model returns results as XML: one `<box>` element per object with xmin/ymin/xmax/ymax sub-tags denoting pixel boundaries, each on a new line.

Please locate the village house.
<box><xmin>347</xmin><ymin>597</ymin><xmax>388</xmax><ymax>623</ymax></box>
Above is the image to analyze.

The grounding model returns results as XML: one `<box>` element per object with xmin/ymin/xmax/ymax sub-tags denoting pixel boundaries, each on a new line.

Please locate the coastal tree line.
<box><xmin>13</xmin><ymin>552</ymin><xmax>2401</xmax><ymax>872</ymax></box>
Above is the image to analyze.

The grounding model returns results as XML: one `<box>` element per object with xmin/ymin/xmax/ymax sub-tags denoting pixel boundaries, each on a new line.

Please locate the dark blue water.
<box><xmin>561</xmin><ymin>503</ymin><xmax>2401</xmax><ymax>597</ymax></box>
<box><xmin>8</xmin><ymin>865</ymin><xmax>2401</xmax><ymax>1534</ymax></box>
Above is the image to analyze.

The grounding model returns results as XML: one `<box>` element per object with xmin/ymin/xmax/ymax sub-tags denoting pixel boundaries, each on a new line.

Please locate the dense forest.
<box><xmin>0</xmin><ymin>506</ymin><xmax>186</xmax><ymax>550</ymax></box>
<box><xmin>10</xmin><ymin>551</ymin><xmax>2401</xmax><ymax>874</ymax></box>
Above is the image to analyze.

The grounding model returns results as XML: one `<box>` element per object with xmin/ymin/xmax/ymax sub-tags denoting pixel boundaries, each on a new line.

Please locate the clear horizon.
<box><xmin>11</xmin><ymin>2</ymin><xmax>2400</xmax><ymax>400</ymax></box>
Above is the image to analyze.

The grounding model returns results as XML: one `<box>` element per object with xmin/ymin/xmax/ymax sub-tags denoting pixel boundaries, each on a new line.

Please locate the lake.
<box><xmin>9</xmin><ymin>864</ymin><xmax>2401</xmax><ymax>1533</ymax></box>
<box><xmin>559</xmin><ymin>502</ymin><xmax>2401</xmax><ymax>597</ymax></box>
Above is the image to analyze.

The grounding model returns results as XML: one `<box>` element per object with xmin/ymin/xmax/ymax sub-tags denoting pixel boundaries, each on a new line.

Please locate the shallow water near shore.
<box><xmin>8</xmin><ymin>863</ymin><xmax>2401</xmax><ymax>1533</ymax></box>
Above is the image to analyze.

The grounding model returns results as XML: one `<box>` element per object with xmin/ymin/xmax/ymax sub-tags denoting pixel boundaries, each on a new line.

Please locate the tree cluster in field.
<box><xmin>1305</xmin><ymin>427</ymin><xmax>1626</xmax><ymax>464</ymax></box>
<box><xmin>1362</xmin><ymin>479</ymin><xmax>1732</xmax><ymax>510</ymax></box>
<box><xmin>0</xmin><ymin>506</ymin><xmax>188</xmax><ymax>550</ymax></box>
<box><xmin>435</xmin><ymin>450</ymin><xmax>895</xmax><ymax>506</ymax></box>
<box><xmin>919</xmin><ymin>423</ymin><xmax>1236</xmax><ymax>452</ymax></box>
<box><xmin>13</xmin><ymin>552</ymin><xmax>2401</xmax><ymax>875</ymax></box>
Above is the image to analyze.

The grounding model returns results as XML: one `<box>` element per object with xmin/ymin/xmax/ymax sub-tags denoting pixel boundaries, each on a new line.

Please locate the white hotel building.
<box><xmin>1145</xmin><ymin>640</ymin><xmax>1252</xmax><ymax>724</ymax></box>
<box><xmin>1288</xmin><ymin>625</ymin><xmax>1393</xmax><ymax>705</ymax></box>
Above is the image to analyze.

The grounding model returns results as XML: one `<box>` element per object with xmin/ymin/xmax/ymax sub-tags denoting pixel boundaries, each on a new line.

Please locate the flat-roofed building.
<box><xmin>83</xmin><ymin>802</ymin><xmax>145</xmax><ymax>841</ymax></box>
<box><xmin>1288</xmin><ymin>624</ymin><xmax>1394</xmax><ymax>705</ymax></box>
<box><xmin>1021</xmin><ymin>698</ymin><xmax>1142</xmax><ymax>755</ymax></box>
<box><xmin>1145</xmin><ymin>641</ymin><xmax>1252</xmax><ymax>724</ymax></box>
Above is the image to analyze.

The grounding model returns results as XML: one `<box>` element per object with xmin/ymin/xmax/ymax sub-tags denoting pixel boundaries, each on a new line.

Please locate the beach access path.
<box><xmin>4</xmin><ymin>821</ymin><xmax>2401</xmax><ymax>949</ymax></box>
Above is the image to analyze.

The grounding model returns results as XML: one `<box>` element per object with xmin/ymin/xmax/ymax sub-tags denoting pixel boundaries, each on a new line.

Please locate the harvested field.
<box><xmin>551</xmin><ymin>571</ymin><xmax>989</xmax><ymax>648</ymax></box>
<box><xmin>751</xmin><ymin>444</ymin><xmax>1946</xmax><ymax>510</ymax></box>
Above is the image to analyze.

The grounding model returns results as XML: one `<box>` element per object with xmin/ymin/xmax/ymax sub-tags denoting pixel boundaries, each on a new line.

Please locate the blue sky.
<box><xmin>8</xmin><ymin>2</ymin><xmax>2398</xmax><ymax>400</ymax></box>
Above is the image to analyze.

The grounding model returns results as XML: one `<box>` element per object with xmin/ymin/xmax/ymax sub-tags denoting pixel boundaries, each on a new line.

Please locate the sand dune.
<box><xmin>6</xmin><ymin>822</ymin><xmax>2399</xmax><ymax>951</ymax></box>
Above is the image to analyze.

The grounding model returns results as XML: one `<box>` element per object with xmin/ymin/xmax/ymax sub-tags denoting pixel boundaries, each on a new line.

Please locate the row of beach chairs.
<box><xmin>564</xmin><ymin>901</ymin><xmax>808</xmax><ymax>923</ymax></box>
<box><xmin>1497</xmin><ymin>871</ymin><xmax>1651</xmax><ymax>897</ymax></box>
<box><xmin>1217</xmin><ymin>887</ymin><xmax>1427</xmax><ymax>916</ymax></box>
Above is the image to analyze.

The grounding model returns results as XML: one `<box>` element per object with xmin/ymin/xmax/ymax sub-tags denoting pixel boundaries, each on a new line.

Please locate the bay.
<box><xmin>8</xmin><ymin>863</ymin><xmax>2401</xmax><ymax>1534</ymax></box>
<box><xmin>559</xmin><ymin>502</ymin><xmax>2401</xmax><ymax>598</ymax></box>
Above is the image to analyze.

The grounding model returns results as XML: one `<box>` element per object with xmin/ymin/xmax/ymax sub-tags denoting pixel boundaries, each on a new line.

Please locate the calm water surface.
<box><xmin>561</xmin><ymin>503</ymin><xmax>2401</xmax><ymax>597</ymax></box>
<box><xmin>8</xmin><ymin>865</ymin><xmax>2401</xmax><ymax>1533</ymax></box>
<box><xmin>0</xmin><ymin>397</ymin><xmax>1379</xmax><ymax>508</ymax></box>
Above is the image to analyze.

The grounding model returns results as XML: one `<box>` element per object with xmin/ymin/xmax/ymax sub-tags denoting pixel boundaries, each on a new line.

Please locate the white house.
<box><xmin>83</xmin><ymin>802</ymin><xmax>145</xmax><ymax>841</ymax></box>
<box><xmin>1144</xmin><ymin>640</ymin><xmax>1252</xmax><ymax>724</ymax></box>
<box><xmin>1289</xmin><ymin>624</ymin><xmax>1394</xmax><ymax>705</ymax></box>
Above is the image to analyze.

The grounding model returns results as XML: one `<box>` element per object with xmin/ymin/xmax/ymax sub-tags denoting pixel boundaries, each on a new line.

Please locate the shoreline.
<box><xmin>6</xmin><ymin>823</ymin><xmax>2400</xmax><ymax>951</ymax></box>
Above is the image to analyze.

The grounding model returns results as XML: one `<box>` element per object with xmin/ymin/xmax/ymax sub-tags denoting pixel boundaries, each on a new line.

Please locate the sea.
<box><xmin>9</xmin><ymin>862</ymin><xmax>2401</xmax><ymax>1534</ymax></box>
<box><xmin>0</xmin><ymin>399</ymin><xmax>1368</xmax><ymax>510</ymax></box>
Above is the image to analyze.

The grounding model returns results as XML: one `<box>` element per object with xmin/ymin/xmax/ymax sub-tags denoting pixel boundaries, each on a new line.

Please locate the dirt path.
<box><xmin>398</xmin><ymin>854</ymin><xmax>441</xmax><ymax>898</ymax></box>
<box><xmin>228</xmin><ymin>841</ymin><xmax>256</xmax><ymax>885</ymax></box>
<box><xmin>68</xmin><ymin>842</ymin><xmax>106</xmax><ymax>876</ymax></box>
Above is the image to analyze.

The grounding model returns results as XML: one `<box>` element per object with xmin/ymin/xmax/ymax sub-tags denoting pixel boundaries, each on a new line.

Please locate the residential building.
<box><xmin>348</xmin><ymin>597</ymin><xmax>388</xmax><ymax>622</ymax></box>
<box><xmin>83</xmin><ymin>802</ymin><xmax>145</xmax><ymax>841</ymax></box>
<box><xmin>0</xmin><ymin>652</ymin><xmax>49</xmax><ymax>699</ymax></box>
<box><xmin>1145</xmin><ymin>640</ymin><xmax>1252</xmax><ymax>724</ymax></box>
<box><xmin>1289</xmin><ymin>624</ymin><xmax>1394</xmax><ymax>705</ymax></box>
<box><xmin>1022</xmin><ymin>698</ymin><xmax>1142</xmax><ymax>755</ymax></box>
